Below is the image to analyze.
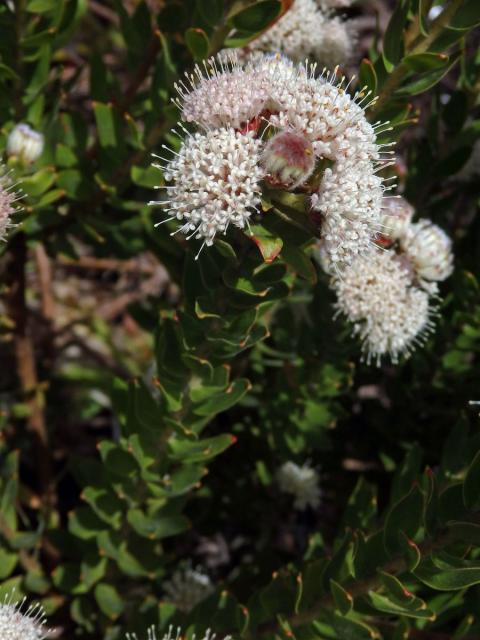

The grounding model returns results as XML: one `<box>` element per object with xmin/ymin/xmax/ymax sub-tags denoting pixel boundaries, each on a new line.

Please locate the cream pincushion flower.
<box><xmin>230</xmin><ymin>0</ymin><xmax>355</xmax><ymax>67</ymax></box>
<box><xmin>332</xmin><ymin>250</ymin><xmax>435</xmax><ymax>364</ymax></box>
<box><xmin>126</xmin><ymin>626</ymin><xmax>231</xmax><ymax>640</ymax></box>
<box><xmin>277</xmin><ymin>461</ymin><xmax>321</xmax><ymax>510</ymax></box>
<box><xmin>0</xmin><ymin>592</ymin><xmax>49</xmax><ymax>640</ymax></box>
<box><xmin>162</xmin><ymin>563</ymin><xmax>214</xmax><ymax>613</ymax></box>
<box><xmin>177</xmin><ymin>58</ymin><xmax>271</xmax><ymax>130</ymax></box>
<box><xmin>150</xmin><ymin>128</ymin><xmax>264</xmax><ymax>257</ymax></box>
<box><xmin>400</xmin><ymin>219</ymin><xmax>454</xmax><ymax>282</ymax></box>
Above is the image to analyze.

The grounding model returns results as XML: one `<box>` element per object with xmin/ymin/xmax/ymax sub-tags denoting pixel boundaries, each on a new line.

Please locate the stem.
<box><xmin>370</xmin><ymin>0</ymin><xmax>464</xmax><ymax>119</ymax></box>
<box><xmin>5</xmin><ymin>234</ymin><xmax>55</xmax><ymax>511</ymax></box>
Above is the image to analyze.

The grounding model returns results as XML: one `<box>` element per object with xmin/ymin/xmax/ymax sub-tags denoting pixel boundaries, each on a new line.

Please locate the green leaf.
<box><xmin>196</xmin><ymin>0</ymin><xmax>224</xmax><ymax>26</ymax></box>
<box><xmin>193</xmin><ymin>379</ymin><xmax>252</xmax><ymax>416</ymax></box>
<box><xmin>366</xmin><ymin>590</ymin><xmax>434</xmax><ymax>620</ymax></box>
<box><xmin>249</xmin><ymin>223</ymin><xmax>283</xmax><ymax>263</ymax></box>
<box><xmin>396</xmin><ymin>55</ymin><xmax>459</xmax><ymax>96</ymax></box>
<box><xmin>281</xmin><ymin>244</ymin><xmax>317</xmax><ymax>283</ymax></box>
<box><xmin>127</xmin><ymin>510</ymin><xmax>190</xmax><ymax>539</ymax></box>
<box><xmin>185</xmin><ymin>28</ymin><xmax>209</xmax><ymax>60</ymax></box>
<box><xmin>403</xmin><ymin>52</ymin><xmax>450</xmax><ymax>72</ymax></box>
<box><xmin>330</xmin><ymin>579</ymin><xmax>353</xmax><ymax>615</ymax></box>
<box><xmin>414</xmin><ymin>555</ymin><xmax>480</xmax><ymax>590</ymax></box>
<box><xmin>168</xmin><ymin>433</ymin><xmax>236</xmax><ymax>463</ymax></box>
<box><xmin>463</xmin><ymin>449</ymin><xmax>480</xmax><ymax>510</ymax></box>
<box><xmin>383</xmin><ymin>484</ymin><xmax>424</xmax><ymax>555</ymax></box>
<box><xmin>0</xmin><ymin>548</ymin><xmax>17</xmax><ymax>579</ymax></box>
<box><xmin>94</xmin><ymin>583</ymin><xmax>124</xmax><ymax>619</ymax></box>
<box><xmin>398</xmin><ymin>531</ymin><xmax>421</xmax><ymax>571</ymax></box>
<box><xmin>382</xmin><ymin>0</ymin><xmax>409</xmax><ymax>72</ymax></box>
<box><xmin>359</xmin><ymin>58</ymin><xmax>378</xmax><ymax>96</ymax></box>
<box><xmin>450</xmin><ymin>0</ymin><xmax>480</xmax><ymax>30</ymax></box>
<box><xmin>230</xmin><ymin>1</ymin><xmax>281</xmax><ymax>33</ymax></box>
<box><xmin>447</xmin><ymin>521</ymin><xmax>480</xmax><ymax>545</ymax></box>
<box><xmin>26</xmin><ymin>0</ymin><xmax>57</xmax><ymax>12</ymax></box>
<box><xmin>93</xmin><ymin>101</ymin><xmax>125</xmax><ymax>154</ymax></box>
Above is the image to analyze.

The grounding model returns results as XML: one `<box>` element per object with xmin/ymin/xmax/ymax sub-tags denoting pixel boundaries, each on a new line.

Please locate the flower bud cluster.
<box><xmin>320</xmin><ymin>197</ymin><xmax>454</xmax><ymax>364</ymax></box>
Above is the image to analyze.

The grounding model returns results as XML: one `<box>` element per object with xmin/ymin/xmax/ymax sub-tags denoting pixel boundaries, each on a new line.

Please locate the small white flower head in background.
<box><xmin>400</xmin><ymin>219</ymin><xmax>454</xmax><ymax>283</ymax></box>
<box><xmin>150</xmin><ymin>128</ymin><xmax>264</xmax><ymax>259</ymax></box>
<box><xmin>231</xmin><ymin>0</ymin><xmax>355</xmax><ymax>68</ymax></box>
<box><xmin>378</xmin><ymin>196</ymin><xmax>414</xmax><ymax>243</ymax></box>
<box><xmin>162</xmin><ymin>563</ymin><xmax>214</xmax><ymax>613</ymax></box>
<box><xmin>126</xmin><ymin>625</ymin><xmax>231</xmax><ymax>640</ymax></box>
<box><xmin>0</xmin><ymin>590</ymin><xmax>49</xmax><ymax>640</ymax></box>
<box><xmin>7</xmin><ymin>124</ymin><xmax>44</xmax><ymax>164</ymax></box>
<box><xmin>0</xmin><ymin>164</ymin><xmax>22</xmax><ymax>240</ymax></box>
<box><xmin>277</xmin><ymin>461</ymin><xmax>321</xmax><ymax>510</ymax></box>
<box><xmin>261</xmin><ymin>129</ymin><xmax>315</xmax><ymax>189</ymax></box>
<box><xmin>317</xmin><ymin>0</ymin><xmax>354</xmax><ymax>9</ymax></box>
<box><xmin>332</xmin><ymin>249</ymin><xmax>436</xmax><ymax>365</ymax></box>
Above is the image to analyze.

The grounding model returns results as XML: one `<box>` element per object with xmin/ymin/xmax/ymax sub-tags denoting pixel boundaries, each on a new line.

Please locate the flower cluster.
<box><xmin>126</xmin><ymin>626</ymin><xmax>231</xmax><ymax>640</ymax></box>
<box><xmin>277</xmin><ymin>461</ymin><xmax>321</xmax><ymax>510</ymax></box>
<box><xmin>0</xmin><ymin>591</ymin><xmax>49</xmax><ymax>640</ymax></box>
<box><xmin>230</xmin><ymin>0</ymin><xmax>355</xmax><ymax>68</ymax></box>
<box><xmin>152</xmin><ymin>53</ymin><xmax>389</xmax><ymax>265</ymax></box>
<box><xmin>162</xmin><ymin>563</ymin><xmax>214</xmax><ymax>613</ymax></box>
<box><xmin>323</xmin><ymin>196</ymin><xmax>454</xmax><ymax>364</ymax></box>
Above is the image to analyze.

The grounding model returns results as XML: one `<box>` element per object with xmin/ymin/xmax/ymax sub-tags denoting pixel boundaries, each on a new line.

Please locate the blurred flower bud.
<box><xmin>7</xmin><ymin>124</ymin><xmax>44</xmax><ymax>164</ymax></box>
<box><xmin>379</xmin><ymin>196</ymin><xmax>414</xmax><ymax>242</ymax></box>
<box><xmin>401</xmin><ymin>219</ymin><xmax>454</xmax><ymax>282</ymax></box>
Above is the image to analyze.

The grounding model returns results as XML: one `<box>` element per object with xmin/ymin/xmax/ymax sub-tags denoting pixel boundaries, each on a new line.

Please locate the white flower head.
<box><xmin>176</xmin><ymin>52</ymin><xmax>272</xmax><ymax>130</ymax></box>
<box><xmin>332</xmin><ymin>249</ymin><xmax>436</xmax><ymax>365</ymax></box>
<box><xmin>7</xmin><ymin>124</ymin><xmax>44</xmax><ymax>164</ymax></box>
<box><xmin>277</xmin><ymin>461</ymin><xmax>321</xmax><ymax>510</ymax></box>
<box><xmin>400</xmin><ymin>219</ymin><xmax>454</xmax><ymax>283</ymax></box>
<box><xmin>0</xmin><ymin>165</ymin><xmax>22</xmax><ymax>240</ymax></box>
<box><xmin>150</xmin><ymin>128</ymin><xmax>264</xmax><ymax>258</ymax></box>
<box><xmin>232</xmin><ymin>0</ymin><xmax>355</xmax><ymax>67</ymax></box>
<box><xmin>162</xmin><ymin>563</ymin><xmax>214</xmax><ymax>613</ymax></box>
<box><xmin>126</xmin><ymin>626</ymin><xmax>231</xmax><ymax>640</ymax></box>
<box><xmin>0</xmin><ymin>590</ymin><xmax>49</xmax><ymax>640</ymax></box>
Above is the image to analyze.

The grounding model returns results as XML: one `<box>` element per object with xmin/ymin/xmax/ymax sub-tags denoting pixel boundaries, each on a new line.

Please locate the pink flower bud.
<box><xmin>261</xmin><ymin>130</ymin><xmax>315</xmax><ymax>189</ymax></box>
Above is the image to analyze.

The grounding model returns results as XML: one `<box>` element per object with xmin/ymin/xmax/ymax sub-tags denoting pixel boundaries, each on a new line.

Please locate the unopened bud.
<box><xmin>379</xmin><ymin>196</ymin><xmax>414</xmax><ymax>242</ymax></box>
<box><xmin>7</xmin><ymin>124</ymin><xmax>44</xmax><ymax>164</ymax></box>
<box><xmin>401</xmin><ymin>220</ymin><xmax>453</xmax><ymax>282</ymax></box>
<box><xmin>261</xmin><ymin>130</ymin><xmax>315</xmax><ymax>189</ymax></box>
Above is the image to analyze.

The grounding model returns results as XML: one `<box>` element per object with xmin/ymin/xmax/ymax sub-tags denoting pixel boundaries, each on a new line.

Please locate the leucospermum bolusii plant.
<box><xmin>150</xmin><ymin>52</ymin><xmax>394</xmax><ymax>266</ymax></box>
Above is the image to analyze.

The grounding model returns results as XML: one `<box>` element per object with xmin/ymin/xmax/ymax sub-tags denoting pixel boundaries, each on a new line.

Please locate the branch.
<box><xmin>5</xmin><ymin>234</ymin><xmax>56</xmax><ymax>510</ymax></box>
